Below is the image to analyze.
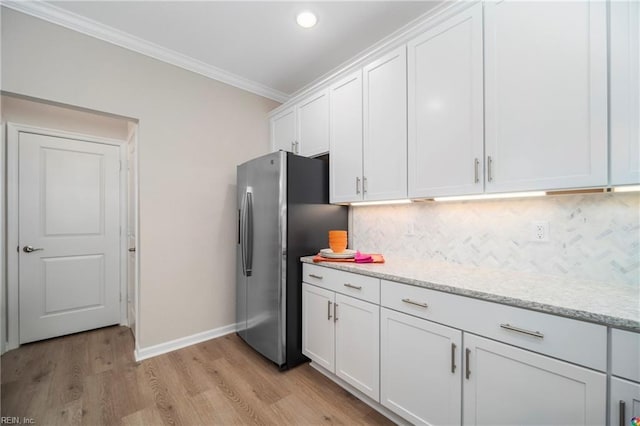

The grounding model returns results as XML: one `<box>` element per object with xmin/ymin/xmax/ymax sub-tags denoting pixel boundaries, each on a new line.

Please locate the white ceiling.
<box><xmin>39</xmin><ymin>1</ymin><xmax>441</xmax><ymax>101</ymax></box>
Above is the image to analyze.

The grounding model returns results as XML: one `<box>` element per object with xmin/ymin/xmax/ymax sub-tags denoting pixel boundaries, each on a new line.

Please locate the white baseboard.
<box><xmin>134</xmin><ymin>322</ymin><xmax>237</xmax><ymax>362</ymax></box>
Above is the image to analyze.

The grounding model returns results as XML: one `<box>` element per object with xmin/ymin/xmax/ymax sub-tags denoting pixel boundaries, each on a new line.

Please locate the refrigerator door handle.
<box><xmin>240</xmin><ymin>194</ymin><xmax>247</xmax><ymax>276</ymax></box>
<box><xmin>245</xmin><ymin>189</ymin><xmax>254</xmax><ymax>276</ymax></box>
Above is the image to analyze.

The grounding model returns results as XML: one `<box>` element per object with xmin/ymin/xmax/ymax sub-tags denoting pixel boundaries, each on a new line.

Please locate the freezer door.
<box><xmin>245</xmin><ymin>152</ymin><xmax>286</xmax><ymax>366</ymax></box>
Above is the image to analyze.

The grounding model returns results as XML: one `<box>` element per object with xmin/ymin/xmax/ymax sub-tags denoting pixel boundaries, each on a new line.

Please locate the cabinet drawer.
<box><xmin>612</xmin><ymin>328</ymin><xmax>640</xmax><ymax>382</ymax></box>
<box><xmin>381</xmin><ymin>280</ymin><xmax>606</xmax><ymax>371</ymax></box>
<box><xmin>303</xmin><ymin>264</ymin><xmax>380</xmax><ymax>304</ymax></box>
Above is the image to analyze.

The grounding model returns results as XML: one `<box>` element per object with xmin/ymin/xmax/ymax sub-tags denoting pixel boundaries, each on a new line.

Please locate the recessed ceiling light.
<box><xmin>296</xmin><ymin>11</ymin><xmax>318</xmax><ymax>28</ymax></box>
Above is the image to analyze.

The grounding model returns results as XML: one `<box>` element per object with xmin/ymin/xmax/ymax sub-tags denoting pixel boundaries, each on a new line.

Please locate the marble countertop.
<box><xmin>301</xmin><ymin>256</ymin><xmax>640</xmax><ymax>332</ymax></box>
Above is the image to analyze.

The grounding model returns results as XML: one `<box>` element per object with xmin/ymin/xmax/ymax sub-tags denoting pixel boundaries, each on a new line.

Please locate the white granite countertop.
<box><xmin>301</xmin><ymin>256</ymin><xmax>640</xmax><ymax>332</ymax></box>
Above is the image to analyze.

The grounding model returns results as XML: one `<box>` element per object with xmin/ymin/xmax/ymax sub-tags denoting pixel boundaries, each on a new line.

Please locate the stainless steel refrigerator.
<box><xmin>236</xmin><ymin>151</ymin><xmax>347</xmax><ymax>369</ymax></box>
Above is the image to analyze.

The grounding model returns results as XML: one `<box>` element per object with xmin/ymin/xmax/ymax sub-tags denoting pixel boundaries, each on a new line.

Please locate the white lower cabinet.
<box><xmin>611</xmin><ymin>377</ymin><xmax>640</xmax><ymax>426</ymax></box>
<box><xmin>302</xmin><ymin>283</ymin><xmax>335</xmax><ymax>372</ymax></box>
<box><xmin>301</xmin><ymin>282</ymin><xmax>380</xmax><ymax>401</ymax></box>
<box><xmin>463</xmin><ymin>333</ymin><xmax>606</xmax><ymax>426</ymax></box>
<box><xmin>380</xmin><ymin>307</ymin><xmax>462</xmax><ymax>425</ymax></box>
<box><xmin>611</xmin><ymin>328</ymin><xmax>640</xmax><ymax>426</ymax></box>
<box><xmin>303</xmin><ymin>264</ymin><xmax>610</xmax><ymax>426</ymax></box>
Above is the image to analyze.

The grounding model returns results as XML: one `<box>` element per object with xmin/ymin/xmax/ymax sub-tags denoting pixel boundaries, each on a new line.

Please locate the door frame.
<box><xmin>126</xmin><ymin>123</ymin><xmax>140</xmax><ymax>346</ymax></box>
<box><xmin>6</xmin><ymin>122</ymin><xmax>128</xmax><ymax>350</ymax></box>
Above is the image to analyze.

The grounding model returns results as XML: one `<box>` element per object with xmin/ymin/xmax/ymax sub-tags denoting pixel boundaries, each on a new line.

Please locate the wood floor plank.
<box><xmin>2</xmin><ymin>326</ymin><xmax>396</xmax><ymax>426</ymax></box>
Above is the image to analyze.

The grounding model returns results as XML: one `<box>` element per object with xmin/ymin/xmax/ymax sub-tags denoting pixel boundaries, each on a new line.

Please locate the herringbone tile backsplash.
<box><xmin>351</xmin><ymin>192</ymin><xmax>640</xmax><ymax>285</ymax></box>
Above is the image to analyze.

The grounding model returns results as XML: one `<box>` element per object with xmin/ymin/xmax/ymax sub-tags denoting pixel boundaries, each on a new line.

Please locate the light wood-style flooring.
<box><xmin>1</xmin><ymin>326</ymin><xmax>393</xmax><ymax>425</ymax></box>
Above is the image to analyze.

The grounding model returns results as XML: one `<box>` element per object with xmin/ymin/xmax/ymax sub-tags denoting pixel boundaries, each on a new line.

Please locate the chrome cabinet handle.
<box><xmin>294</xmin><ymin>141</ymin><xmax>300</xmax><ymax>154</ymax></box>
<box><xmin>363</xmin><ymin>176</ymin><xmax>368</xmax><ymax>194</ymax></box>
<box><xmin>451</xmin><ymin>343</ymin><xmax>457</xmax><ymax>373</ymax></box>
<box><xmin>327</xmin><ymin>301</ymin><xmax>332</xmax><ymax>320</ymax></box>
<box><xmin>128</xmin><ymin>247</ymin><xmax>136</xmax><ymax>252</ymax></box>
<box><xmin>500</xmin><ymin>323</ymin><xmax>544</xmax><ymax>339</ymax></box>
<box><xmin>401</xmin><ymin>298</ymin><xmax>428</xmax><ymax>308</ymax></box>
<box><xmin>334</xmin><ymin>303</ymin><xmax>338</xmax><ymax>322</ymax></box>
<box><xmin>343</xmin><ymin>283</ymin><xmax>362</xmax><ymax>290</ymax></box>
<box><xmin>309</xmin><ymin>274</ymin><xmax>323</xmax><ymax>279</ymax></box>
<box><xmin>465</xmin><ymin>348</ymin><xmax>471</xmax><ymax>379</ymax></box>
<box><xmin>474</xmin><ymin>158</ymin><xmax>480</xmax><ymax>183</ymax></box>
<box><xmin>487</xmin><ymin>155</ymin><xmax>493</xmax><ymax>182</ymax></box>
<box><xmin>23</xmin><ymin>245</ymin><xmax>44</xmax><ymax>253</ymax></box>
<box><xmin>291</xmin><ymin>141</ymin><xmax>295</xmax><ymax>152</ymax></box>
<box><xmin>619</xmin><ymin>400</ymin><xmax>625</xmax><ymax>426</ymax></box>
<box><xmin>356</xmin><ymin>177</ymin><xmax>361</xmax><ymax>194</ymax></box>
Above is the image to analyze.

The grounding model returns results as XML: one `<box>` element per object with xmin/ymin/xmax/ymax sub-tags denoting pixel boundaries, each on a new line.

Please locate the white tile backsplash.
<box><xmin>352</xmin><ymin>192</ymin><xmax>640</xmax><ymax>285</ymax></box>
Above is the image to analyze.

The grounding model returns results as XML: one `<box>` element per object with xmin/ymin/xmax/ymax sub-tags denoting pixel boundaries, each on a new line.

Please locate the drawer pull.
<box><xmin>500</xmin><ymin>323</ymin><xmax>544</xmax><ymax>339</ymax></box>
<box><xmin>309</xmin><ymin>274</ymin><xmax>323</xmax><ymax>279</ymax></box>
<box><xmin>619</xmin><ymin>400</ymin><xmax>625</xmax><ymax>426</ymax></box>
<box><xmin>465</xmin><ymin>348</ymin><xmax>471</xmax><ymax>379</ymax></box>
<box><xmin>343</xmin><ymin>283</ymin><xmax>362</xmax><ymax>290</ymax></box>
<box><xmin>401</xmin><ymin>298</ymin><xmax>428</xmax><ymax>308</ymax></box>
<box><xmin>451</xmin><ymin>343</ymin><xmax>457</xmax><ymax>373</ymax></box>
<box><xmin>327</xmin><ymin>301</ymin><xmax>332</xmax><ymax>320</ymax></box>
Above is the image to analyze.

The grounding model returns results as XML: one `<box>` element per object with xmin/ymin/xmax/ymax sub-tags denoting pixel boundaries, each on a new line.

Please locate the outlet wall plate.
<box><xmin>531</xmin><ymin>221</ymin><xmax>550</xmax><ymax>242</ymax></box>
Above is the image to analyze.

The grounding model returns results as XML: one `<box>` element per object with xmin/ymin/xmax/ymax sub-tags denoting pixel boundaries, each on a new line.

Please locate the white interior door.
<box><xmin>19</xmin><ymin>131</ymin><xmax>121</xmax><ymax>344</ymax></box>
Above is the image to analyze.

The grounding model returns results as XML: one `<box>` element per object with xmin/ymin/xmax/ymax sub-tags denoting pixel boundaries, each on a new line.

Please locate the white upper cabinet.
<box><xmin>297</xmin><ymin>88</ymin><xmax>330</xmax><ymax>157</ymax></box>
<box><xmin>610</xmin><ymin>0</ymin><xmax>640</xmax><ymax>185</ymax></box>
<box><xmin>484</xmin><ymin>0</ymin><xmax>608</xmax><ymax>192</ymax></box>
<box><xmin>363</xmin><ymin>46</ymin><xmax>408</xmax><ymax>201</ymax></box>
<box><xmin>270</xmin><ymin>106</ymin><xmax>296</xmax><ymax>153</ymax></box>
<box><xmin>330</xmin><ymin>71</ymin><xmax>363</xmax><ymax>203</ymax></box>
<box><xmin>408</xmin><ymin>3</ymin><xmax>484</xmax><ymax>198</ymax></box>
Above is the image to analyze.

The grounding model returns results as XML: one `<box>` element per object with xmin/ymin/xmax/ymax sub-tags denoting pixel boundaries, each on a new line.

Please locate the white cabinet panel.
<box><xmin>302</xmin><ymin>283</ymin><xmax>335</xmax><ymax>372</ymax></box>
<box><xmin>611</xmin><ymin>0</ymin><xmax>640</xmax><ymax>185</ymax></box>
<box><xmin>484</xmin><ymin>1</ymin><xmax>607</xmax><ymax>192</ymax></box>
<box><xmin>612</xmin><ymin>328</ymin><xmax>640</xmax><ymax>383</ymax></box>
<box><xmin>297</xmin><ymin>89</ymin><xmax>330</xmax><ymax>157</ymax></box>
<box><xmin>611</xmin><ymin>377</ymin><xmax>640</xmax><ymax>426</ymax></box>
<box><xmin>463</xmin><ymin>333</ymin><xmax>606</xmax><ymax>426</ymax></box>
<box><xmin>408</xmin><ymin>3</ymin><xmax>484</xmax><ymax>198</ymax></box>
<box><xmin>330</xmin><ymin>71</ymin><xmax>363</xmax><ymax>203</ymax></box>
<box><xmin>335</xmin><ymin>293</ymin><xmax>380</xmax><ymax>401</ymax></box>
<box><xmin>381</xmin><ymin>308</ymin><xmax>461</xmax><ymax>426</ymax></box>
<box><xmin>363</xmin><ymin>46</ymin><xmax>408</xmax><ymax>201</ymax></box>
<box><xmin>270</xmin><ymin>106</ymin><xmax>296</xmax><ymax>153</ymax></box>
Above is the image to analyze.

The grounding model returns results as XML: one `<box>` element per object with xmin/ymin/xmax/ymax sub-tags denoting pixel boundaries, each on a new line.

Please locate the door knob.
<box><xmin>23</xmin><ymin>245</ymin><xmax>44</xmax><ymax>253</ymax></box>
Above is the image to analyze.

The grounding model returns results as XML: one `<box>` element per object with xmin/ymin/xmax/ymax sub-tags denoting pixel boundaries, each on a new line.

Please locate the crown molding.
<box><xmin>1</xmin><ymin>1</ymin><xmax>290</xmax><ymax>103</ymax></box>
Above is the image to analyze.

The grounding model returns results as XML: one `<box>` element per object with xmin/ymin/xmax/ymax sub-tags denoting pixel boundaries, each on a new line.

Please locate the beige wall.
<box><xmin>1</xmin><ymin>8</ymin><xmax>279</xmax><ymax>348</ymax></box>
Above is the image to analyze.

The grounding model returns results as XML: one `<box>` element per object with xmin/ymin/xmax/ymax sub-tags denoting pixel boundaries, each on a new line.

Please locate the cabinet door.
<box><xmin>408</xmin><ymin>3</ymin><xmax>484</xmax><ymax>198</ymax></box>
<box><xmin>270</xmin><ymin>106</ymin><xmax>296</xmax><ymax>153</ymax></box>
<box><xmin>463</xmin><ymin>334</ymin><xmax>606</xmax><ymax>426</ymax></box>
<box><xmin>611</xmin><ymin>328</ymin><xmax>640</xmax><ymax>383</ymax></box>
<box><xmin>302</xmin><ymin>283</ymin><xmax>335</xmax><ymax>372</ymax></box>
<box><xmin>610</xmin><ymin>0</ymin><xmax>640</xmax><ymax>185</ymax></box>
<box><xmin>334</xmin><ymin>293</ymin><xmax>379</xmax><ymax>401</ymax></box>
<box><xmin>484</xmin><ymin>1</ymin><xmax>607</xmax><ymax>192</ymax></box>
<box><xmin>363</xmin><ymin>46</ymin><xmax>408</xmax><ymax>201</ymax></box>
<box><xmin>330</xmin><ymin>71</ymin><xmax>363</xmax><ymax>203</ymax></box>
<box><xmin>380</xmin><ymin>308</ymin><xmax>462</xmax><ymax>426</ymax></box>
<box><xmin>610</xmin><ymin>377</ymin><xmax>640</xmax><ymax>426</ymax></box>
<box><xmin>297</xmin><ymin>89</ymin><xmax>329</xmax><ymax>157</ymax></box>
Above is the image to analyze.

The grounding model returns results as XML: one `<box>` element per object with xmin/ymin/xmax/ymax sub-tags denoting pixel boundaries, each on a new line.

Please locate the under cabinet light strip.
<box><xmin>613</xmin><ymin>185</ymin><xmax>640</xmax><ymax>193</ymax></box>
<box><xmin>432</xmin><ymin>191</ymin><xmax>546</xmax><ymax>202</ymax></box>
<box><xmin>350</xmin><ymin>199</ymin><xmax>412</xmax><ymax>206</ymax></box>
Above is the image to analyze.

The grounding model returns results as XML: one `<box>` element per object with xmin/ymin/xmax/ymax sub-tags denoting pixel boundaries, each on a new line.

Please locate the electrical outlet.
<box><xmin>531</xmin><ymin>221</ymin><xmax>550</xmax><ymax>242</ymax></box>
